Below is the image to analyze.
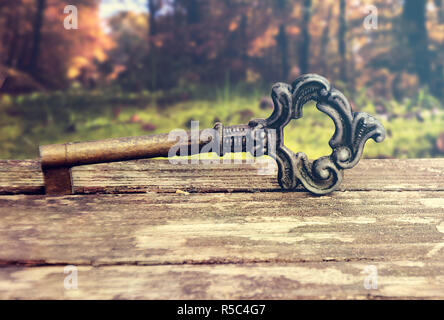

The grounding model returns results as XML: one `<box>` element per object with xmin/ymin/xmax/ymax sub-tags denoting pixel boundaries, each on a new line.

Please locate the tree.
<box><xmin>299</xmin><ymin>0</ymin><xmax>312</xmax><ymax>74</ymax></box>
<box><xmin>273</xmin><ymin>0</ymin><xmax>289</xmax><ymax>81</ymax></box>
<box><xmin>184</xmin><ymin>0</ymin><xmax>202</xmax><ymax>25</ymax></box>
<box><xmin>147</xmin><ymin>0</ymin><xmax>163</xmax><ymax>90</ymax></box>
<box><xmin>107</xmin><ymin>11</ymin><xmax>150</xmax><ymax>90</ymax></box>
<box><xmin>319</xmin><ymin>5</ymin><xmax>332</xmax><ymax>76</ymax></box>
<box><xmin>338</xmin><ymin>0</ymin><xmax>347</xmax><ymax>82</ymax></box>
<box><xmin>0</xmin><ymin>0</ymin><xmax>110</xmax><ymax>92</ymax></box>
<box><xmin>28</xmin><ymin>0</ymin><xmax>46</xmax><ymax>77</ymax></box>
<box><xmin>402</xmin><ymin>0</ymin><xmax>431</xmax><ymax>88</ymax></box>
<box><xmin>147</xmin><ymin>0</ymin><xmax>163</xmax><ymax>36</ymax></box>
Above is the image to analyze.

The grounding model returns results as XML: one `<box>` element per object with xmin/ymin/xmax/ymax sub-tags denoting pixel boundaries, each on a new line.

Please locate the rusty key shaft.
<box><xmin>40</xmin><ymin>131</ymin><xmax>213</xmax><ymax>195</ymax></box>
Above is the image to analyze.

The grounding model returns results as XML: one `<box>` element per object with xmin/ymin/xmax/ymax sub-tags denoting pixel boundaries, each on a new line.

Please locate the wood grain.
<box><xmin>0</xmin><ymin>158</ymin><xmax>443</xmax><ymax>299</ymax></box>
<box><xmin>1</xmin><ymin>159</ymin><xmax>444</xmax><ymax>194</ymax></box>
<box><xmin>0</xmin><ymin>191</ymin><xmax>443</xmax><ymax>265</ymax></box>
<box><xmin>1</xmin><ymin>261</ymin><xmax>443</xmax><ymax>299</ymax></box>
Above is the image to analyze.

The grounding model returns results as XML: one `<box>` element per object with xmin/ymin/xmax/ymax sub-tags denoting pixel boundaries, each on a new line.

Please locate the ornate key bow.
<box><xmin>40</xmin><ymin>74</ymin><xmax>385</xmax><ymax>195</ymax></box>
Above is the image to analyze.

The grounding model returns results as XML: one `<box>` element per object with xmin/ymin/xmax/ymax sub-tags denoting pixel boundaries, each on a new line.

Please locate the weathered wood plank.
<box><xmin>0</xmin><ymin>191</ymin><xmax>443</xmax><ymax>266</ymax></box>
<box><xmin>1</xmin><ymin>159</ymin><xmax>444</xmax><ymax>194</ymax></box>
<box><xmin>0</xmin><ymin>261</ymin><xmax>443</xmax><ymax>299</ymax></box>
<box><xmin>0</xmin><ymin>159</ymin><xmax>443</xmax><ymax>299</ymax></box>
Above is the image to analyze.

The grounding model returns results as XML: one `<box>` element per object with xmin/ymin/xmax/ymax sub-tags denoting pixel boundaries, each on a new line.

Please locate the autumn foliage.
<box><xmin>0</xmin><ymin>0</ymin><xmax>442</xmax><ymax>97</ymax></box>
<box><xmin>0</xmin><ymin>0</ymin><xmax>111</xmax><ymax>92</ymax></box>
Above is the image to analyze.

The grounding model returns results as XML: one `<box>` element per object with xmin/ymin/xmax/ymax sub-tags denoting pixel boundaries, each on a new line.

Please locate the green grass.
<box><xmin>0</xmin><ymin>88</ymin><xmax>443</xmax><ymax>160</ymax></box>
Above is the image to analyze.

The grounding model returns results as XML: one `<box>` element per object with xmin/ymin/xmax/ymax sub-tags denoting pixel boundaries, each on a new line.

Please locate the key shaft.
<box><xmin>40</xmin><ymin>131</ymin><xmax>213</xmax><ymax>194</ymax></box>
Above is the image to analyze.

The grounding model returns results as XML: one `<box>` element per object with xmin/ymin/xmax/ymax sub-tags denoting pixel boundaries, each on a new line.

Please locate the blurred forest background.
<box><xmin>0</xmin><ymin>0</ymin><xmax>443</xmax><ymax>159</ymax></box>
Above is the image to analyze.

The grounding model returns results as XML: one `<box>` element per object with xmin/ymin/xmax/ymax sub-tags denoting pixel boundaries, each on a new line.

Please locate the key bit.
<box><xmin>39</xmin><ymin>74</ymin><xmax>385</xmax><ymax>195</ymax></box>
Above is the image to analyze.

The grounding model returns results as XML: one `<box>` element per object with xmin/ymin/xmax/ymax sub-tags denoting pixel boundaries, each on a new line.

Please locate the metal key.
<box><xmin>39</xmin><ymin>74</ymin><xmax>386</xmax><ymax>195</ymax></box>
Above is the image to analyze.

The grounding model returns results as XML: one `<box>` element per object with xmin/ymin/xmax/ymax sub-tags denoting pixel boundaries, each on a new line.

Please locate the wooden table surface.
<box><xmin>0</xmin><ymin>158</ymin><xmax>443</xmax><ymax>299</ymax></box>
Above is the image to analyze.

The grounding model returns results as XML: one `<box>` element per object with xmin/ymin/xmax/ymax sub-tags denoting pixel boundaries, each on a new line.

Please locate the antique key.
<box><xmin>39</xmin><ymin>74</ymin><xmax>386</xmax><ymax>195</ymax></box>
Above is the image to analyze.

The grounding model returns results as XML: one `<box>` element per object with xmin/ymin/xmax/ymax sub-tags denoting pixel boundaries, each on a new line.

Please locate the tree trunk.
<box><xmin>147</xmin><ymin>0</ymin><xmax>160</xmax><ymax>91</ymax></box>
<box><xmin>299</xmin><ymin>0</ymin><xmax>312</xmax><ymax>74</ymax></box>
<box><xmin>319</xmin><ymin>5</ymin><xmax>332</xmax><ymax>76</ymax></box>
<box><xmin>239</xmin><ymin>12</ymin><xmax>248</xmax><ymax>80</ymax></box>
<box><xmin>276</xmin><ymin>24</ymin><xmax>288</xmax><ymax>81</ymax></box>
<box><xmin>186</xmin><ymin>0</ymin><xmax>201</xmax><ymax>25</ymax></box>
<box><xmin>28</xmin><ymin>0</ymin><xmax>46</xmax><ymax>77</ymax></box>
<box><xmin>402</xmin><ymin>0</ymin><xmax>431</xmax><ymax>88</ymax></box>
<box><xmin>274</xmin><ymin>0</ymin><xmax>289</xmax><ymax>81</ymax></box>
<box><xmin>148</xmin><ymin>0</ymin><xmax>158</xmax><ymax>36</ymax></box>
<box><xmin>6</xmin><ymin>24</ymin><xmax>18</xmax><ymax>67</ymax></box>
<box><xmin>4</xmin><ymin>8</ymin><xmax>19</xmax><ymax>67</ymax></box>
<box><xmin>338</xmin><ymin>0</ymin><xmax>347</xmax><ymax>82</ymax></box>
